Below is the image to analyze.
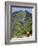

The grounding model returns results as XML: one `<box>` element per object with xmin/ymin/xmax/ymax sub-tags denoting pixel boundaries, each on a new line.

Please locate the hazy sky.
<box><xmin>12</xmin><ymin>7</ymin><xmax>32</xmax><ymax>13</ymax></box>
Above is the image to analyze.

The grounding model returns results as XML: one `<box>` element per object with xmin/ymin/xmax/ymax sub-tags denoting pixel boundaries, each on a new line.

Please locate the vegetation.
<box><xmin>11</xmin><ymin>10</ymin><xmax>32</xmax><ymax>38</ymax></box>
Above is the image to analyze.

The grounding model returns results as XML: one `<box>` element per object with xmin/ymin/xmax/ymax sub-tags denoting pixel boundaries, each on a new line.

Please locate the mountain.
<box><xmin>11</xmin><ymin>10</ymin><xmax>32</xmax><ymax>38</ymax></box>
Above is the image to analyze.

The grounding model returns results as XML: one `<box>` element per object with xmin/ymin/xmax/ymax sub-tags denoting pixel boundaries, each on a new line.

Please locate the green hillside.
<box><xmin>11</xmin><ymin>11</ymin><xmax>32</xmax><ymax>38</ymax></box>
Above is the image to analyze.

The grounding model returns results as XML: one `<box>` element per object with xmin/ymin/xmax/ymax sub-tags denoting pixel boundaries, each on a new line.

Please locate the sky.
<box><xmin>12</xmin><ymin>7</ymin><xmax>32</xmax><ymax>13</ymax></box>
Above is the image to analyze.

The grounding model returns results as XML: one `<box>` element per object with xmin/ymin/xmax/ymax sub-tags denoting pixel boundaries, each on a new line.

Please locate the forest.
<box><xmin>11</xmin><ymin>10</ymin><xmax>32</xmax><ymax>38</ymax></box>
